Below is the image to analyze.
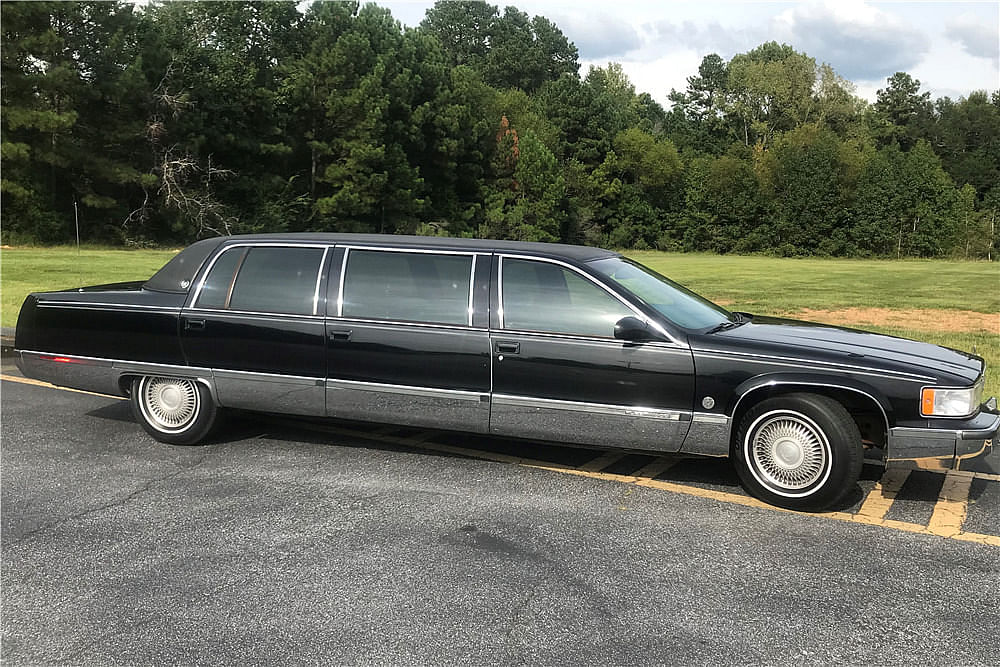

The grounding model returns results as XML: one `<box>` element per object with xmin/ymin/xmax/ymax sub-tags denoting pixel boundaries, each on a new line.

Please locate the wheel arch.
<box><xmin>726</xmin><ymin>374</ymin><xmax>892</xmax><ymax>453</ymax></box>
<box><xmin>116</xmin><ymin>372</ymin><xmax>219</xmax><ymax>404</ymax></box>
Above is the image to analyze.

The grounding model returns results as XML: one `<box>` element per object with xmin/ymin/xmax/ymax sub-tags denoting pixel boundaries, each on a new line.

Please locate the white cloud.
<box><xmin>547</xmin><ymin>12</ymin><xmax>642</xmax><ymax>59</ymax></box>
<box><xmin>767</xmin><ymin>1</ymin><xmax>929</xmax><ymax>80</ymax></box>
<box><xmin>945</xmin><ymin>13</ymin><xmax>999</xmax><ymax>63</ymax></box>
<box><xmin>374</xmin><ymin>1</ymin><xmax>997</xmax><ymax>106</ymax></box>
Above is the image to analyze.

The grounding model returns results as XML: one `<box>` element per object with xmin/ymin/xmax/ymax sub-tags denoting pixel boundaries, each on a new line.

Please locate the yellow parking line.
<box><xmin>315</xmin><ymin>424</ymin><xmax>999</xmax><ymax>547</ymax></box>
<box><xmin>578</xmin><ymin>451</ymin><xmax>627</xmax><ymax>473</ymax></box>
<box><xmin>633</xmin><ymin>456</ymin><xmax>679</xmax><ymax>480</ymax></box>
<box><xmin>6</xmin><ymin>372</ymin><xmax>1000</xmax><ymax>547</ymax></box>
<box><xmin>855</xmin><ymin>468</ymin><xmax>910</xmax><ymax>523</ymax></box>
<box><xmin>927</xmin><ymin>471</ymin><xmax>974</xmax><ymax>538</ymax></box>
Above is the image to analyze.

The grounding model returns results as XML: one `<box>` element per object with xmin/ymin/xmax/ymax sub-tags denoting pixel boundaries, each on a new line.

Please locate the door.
<box><xmin>324</xmin><ymin>246</ymin><xmax>492</xmax><ymax>432</ymax></box>
<box><xmin>490</xmin><ymin>255</ymin><xmax>696</xmax><ymax>451</ymax></box>
<box><xmin>181</xmin><ymin>243</ymin><xmax>330</xmax><ymax>416</ymax></box>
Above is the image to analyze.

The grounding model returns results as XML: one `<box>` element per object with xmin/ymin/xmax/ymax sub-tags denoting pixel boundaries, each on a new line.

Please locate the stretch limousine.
<box><xmin>15</xmin><ymin>234</ymin><xmax>999</xmax><ymax>510</ymax></box>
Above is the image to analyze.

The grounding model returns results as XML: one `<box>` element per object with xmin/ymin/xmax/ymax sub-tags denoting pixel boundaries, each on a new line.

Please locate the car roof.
<box><xmin>217</xmin><ymin>233</ymin><xmax>619</xmax><ymax>263</ymax></box>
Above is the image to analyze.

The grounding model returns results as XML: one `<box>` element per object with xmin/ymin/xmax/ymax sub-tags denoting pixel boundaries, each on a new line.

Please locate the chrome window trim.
<box><xmin>488</xmin><ymin>328</ymin><xmax>690</xmax><ymax>351</ymax></box>
<box><xmin>312</xmin><ymin>246</ymin><xmax>330</xmax><ymax>316</ymax></box>
<box><xmin>330</xmin><ymin>316</ymin><xmax>487</xmax><ymax>332</ymax></box>
<box><xmin>179</xmin><ymin>308</ymin><xmax>325</xmax><ymax>322</ymax></box>
<box><xmin>190</xmin><ymin>242</ymin><xmax>332</xmax><ymax>313</ymax></box>
<box><xmin>492</xmin><ymin>393</ymin><xmax>687</xmax><ymax>421</ymax></box>
<box><xmin>336</xmin><ymin>248</ymin><xmax>349</xmax><ymax>317</ymax></box>
<box><xmin>692</xmin><ymin>348</ymin><xmax>935</xmax><ymax>383</ymax></box>
<box><xmin>337</xmin><ymin>246</ymin><xmax>481</xmax><ymax>327</ymax></box>
<box><xmin>496</xmin><ymin>254</ymin><xmax>684</xmax><ymax>347</ymax></box>
<box><xmin>327</xmin><ymin>378</ymin><xmax>486</xmax><ymax>402</ymax></box>
<box><xmin>36</xmin><ymin>301</ymin><xmax>182</xmax><ymax>313</ymax></box>
<box><xmin>467</xmin><ymin>254</ymin><xmax>477</xmax><ymax>327</ymax></box>
<box><xmin>338</xmin><ymin>244</ymin><xmax>487</xmax><ymax>257</ymax></box>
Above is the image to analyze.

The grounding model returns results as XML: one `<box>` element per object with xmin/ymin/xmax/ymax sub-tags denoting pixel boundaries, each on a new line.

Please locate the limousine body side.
<box><xmin>15</xmin><ymin>234</ymin><xmax>999</xmax><ymax>510</ymax></box>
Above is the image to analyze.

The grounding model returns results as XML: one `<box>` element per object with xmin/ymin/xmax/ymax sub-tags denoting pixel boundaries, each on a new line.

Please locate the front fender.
<box><xmin>727</xmin><ymin>372</ymin><xmax>893</xmax><ymax>439</ymax></box>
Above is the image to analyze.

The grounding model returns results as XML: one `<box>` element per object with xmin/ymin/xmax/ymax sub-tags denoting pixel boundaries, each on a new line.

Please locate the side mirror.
<box><xmin>614</xmin><ymin>316</ymin><xmax>656</xmax><ymax>342</ymax></box>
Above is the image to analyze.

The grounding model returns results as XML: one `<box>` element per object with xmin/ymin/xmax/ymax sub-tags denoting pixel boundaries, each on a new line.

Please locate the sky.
<box><xmin>374</xmin><ymin>0</ymin><xmax>1000</xmax><ymax>106</ymax></box>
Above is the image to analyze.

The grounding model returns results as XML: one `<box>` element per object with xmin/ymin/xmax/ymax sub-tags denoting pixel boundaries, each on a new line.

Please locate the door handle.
<box><xmin>328</xmin><ymin>329</ymin><xmax>352</xmax><ymax>342</ymax></box>
<box><xmin>184</xmin><ymin>318</ymin><xmax>206</xmax><ymax>331</ymax></box>
<box><xmin>495</xmin><ymin>341</ymin><xmax>520</xmax><ymax>354</ymax></box>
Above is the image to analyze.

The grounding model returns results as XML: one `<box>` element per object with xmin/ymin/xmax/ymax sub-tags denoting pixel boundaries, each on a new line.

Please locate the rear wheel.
<box><xmin>733</xmin><ymin>393</ymin><xmax>862</xmax><ymax>510</ymax></box>
<box><xmin>130</xmin><ymin>376</ymin><xmax>217</xmax><ymax>445</ymax></box>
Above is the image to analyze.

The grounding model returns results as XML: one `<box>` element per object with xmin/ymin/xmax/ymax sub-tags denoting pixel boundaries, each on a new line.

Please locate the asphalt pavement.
<box><xmin>2</xmin><ymin>375</ymin><xmax>999</xmax><ymax>666</ymax></box>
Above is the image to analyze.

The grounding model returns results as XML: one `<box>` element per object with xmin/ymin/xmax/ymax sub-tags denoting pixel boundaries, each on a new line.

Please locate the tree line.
<box><xmin>2</xmin><ymin>1</ymin><xmax>997</xmax><ymax>259</ymax></box>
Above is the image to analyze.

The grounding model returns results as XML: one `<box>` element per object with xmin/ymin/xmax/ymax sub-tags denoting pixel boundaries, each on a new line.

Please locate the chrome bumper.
<box><xmin>887</xmin><ymin>399</ymin><xmax>999</xmax><ymax>469</ymax></box>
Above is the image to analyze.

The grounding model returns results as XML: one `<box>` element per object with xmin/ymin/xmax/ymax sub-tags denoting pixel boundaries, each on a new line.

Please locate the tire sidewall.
<box><xmin>130</xmin><ymin>376</ymin><xmax>217</xmax><ymax>445</ymax></box>
<box><xmin>734</xmin><ymin>393</ymin><xmax>862</xmax><ymax>511</ymax></box>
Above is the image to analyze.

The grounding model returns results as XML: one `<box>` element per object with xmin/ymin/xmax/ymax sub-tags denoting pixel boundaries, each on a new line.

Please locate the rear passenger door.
<box><xmin>181</xmin><ymin>243</ymin><xmax>330</xmax><ymax>416</ymax></box>
<box><xmin>324</xmin><ymin>246</ymin><xmax>491</xmax><ymax>432</ymax></box>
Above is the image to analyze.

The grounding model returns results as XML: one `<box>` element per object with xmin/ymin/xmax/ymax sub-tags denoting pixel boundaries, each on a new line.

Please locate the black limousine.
<box><xmin>14</xmin><ymin>234</ymin><xmax>999</xmax><ymax>510</ymax></box>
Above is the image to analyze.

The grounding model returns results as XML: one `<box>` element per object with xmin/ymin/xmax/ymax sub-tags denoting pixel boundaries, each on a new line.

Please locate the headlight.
<box><xmin>921</xmin><ymin>378</ymin><xmax>985</xmax><ymax>417</ymax></box>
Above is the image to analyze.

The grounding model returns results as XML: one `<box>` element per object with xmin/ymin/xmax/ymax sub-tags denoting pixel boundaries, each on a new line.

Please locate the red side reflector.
<box><xmin>40</xmin><ymin>355</ymin><xmax>77</xmax><ymax>364</ymax></box>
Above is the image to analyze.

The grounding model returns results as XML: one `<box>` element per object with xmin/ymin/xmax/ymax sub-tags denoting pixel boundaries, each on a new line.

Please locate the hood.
<box><xmin>702</xmin><ymin>314</ymin><xmax>983</xmax><ymax>385</ymax></box>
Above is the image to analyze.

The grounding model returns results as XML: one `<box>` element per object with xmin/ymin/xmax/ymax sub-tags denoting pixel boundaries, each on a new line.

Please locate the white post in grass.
<box><xmin>73</xmin><ymin>198</ymin><xmax>80</xmax><ymax>254</ymax></box>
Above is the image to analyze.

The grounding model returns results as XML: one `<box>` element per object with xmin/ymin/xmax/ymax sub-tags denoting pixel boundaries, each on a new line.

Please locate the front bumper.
<box><xmin>887</xmin><ymin>398</ymin><xmax>999</xmax><ymax>469</ymax></box>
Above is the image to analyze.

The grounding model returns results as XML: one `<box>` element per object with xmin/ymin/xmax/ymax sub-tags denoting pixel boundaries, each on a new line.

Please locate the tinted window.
<box><xmin>342</xmin><ymin>250</ymin><xmax>473</xmax><ymax>325</ymax></box>
<box><xmin>195</xmin><ymin>247</ymin><xmax>244</xmax><ymax>310</ymax></box>
<box><xmin>229</xmin><ymin>247</ymin><xmax>325</xmax><ymax>315</ymax></box>
<box><xmin>501</xmin><ymin>259</ymin><xmax>632</xmax><ymax>337</ymax></box>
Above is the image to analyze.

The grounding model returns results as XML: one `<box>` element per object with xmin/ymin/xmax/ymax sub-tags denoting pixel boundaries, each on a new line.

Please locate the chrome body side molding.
<box><xmin>326</xmin><ymin>378</ymin><xmax>490</xmax><ymax>434</ymax></box>
<box><xmin>490</xmin><ymin>394</ymin><xmax>690</xmax><ymax>452</ymax></box>
<box><xmin>681</xmin><ymin>412</ymin><xmax>732</xmax><ymax>456</ymax></box>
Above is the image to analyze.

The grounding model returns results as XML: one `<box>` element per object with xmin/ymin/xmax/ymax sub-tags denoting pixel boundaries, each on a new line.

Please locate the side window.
<box><xmin>229</xmin><ymin>247</ymin><xmax>325</xmax><ymax>315</ymax></box>
<box><xmin>341</xmin><ymin>250</ymin><xmax>473</xmax><ymax>326</ymax></box>
<box><xmin>501</xmin><ymin>258</ymin><xmax>633</xmax><ymax>337</ymax></box>
<box><xmin>195</xmin><ymin>247</ymin><xmax>244</xmax><ymax>310</ymax></box>
<box><xmin>195</xmin><ymin>246</ymin><xmax>325</xmax><ymax>315</ymax></box>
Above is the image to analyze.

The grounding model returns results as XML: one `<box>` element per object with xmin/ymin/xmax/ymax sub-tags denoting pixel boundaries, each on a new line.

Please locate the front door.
<box><xmin>489</xmin><ymin>255</ymin><xmax>695</xmax><ymax>451</ymax></box>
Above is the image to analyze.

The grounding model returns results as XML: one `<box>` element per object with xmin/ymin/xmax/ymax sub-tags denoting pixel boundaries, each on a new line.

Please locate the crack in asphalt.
<box><xmin>5</xmin><ymin>453</ymin><xmax>213</xmax><ymax>546</ymax></box>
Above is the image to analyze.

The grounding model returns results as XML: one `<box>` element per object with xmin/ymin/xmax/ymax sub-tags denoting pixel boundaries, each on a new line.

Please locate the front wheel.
<box><xmin>130</xmin><ymin>376</ymin><xmax>217</xmax><ymax>445</ymax></box>
<box><xmin>733</xmin><ymin>393</ymin><xmax>863</xmax><ymax>511</ymax></box>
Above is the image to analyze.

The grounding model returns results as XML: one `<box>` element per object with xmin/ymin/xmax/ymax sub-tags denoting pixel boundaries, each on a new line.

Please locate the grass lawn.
<box><xmin>3</xmin><ymin>246</ymin><xmax>998</xmax><ymax>395</ymax></box>
<box><xmin>1</xmin><ymin>246</ymin><xmax>178</xmax><ymax>329</ymax></box>
<box><xmin>626</xmin><ymin>251</ymin><xmax>1000</xmax><ymax>313</ymax></box>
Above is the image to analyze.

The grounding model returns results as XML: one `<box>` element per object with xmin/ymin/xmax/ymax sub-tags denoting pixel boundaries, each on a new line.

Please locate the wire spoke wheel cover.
<box><xmin>139</xmin><ymin>376</ymin><xmax>200</xmax><ymax>433</ymax></box>
<box><xmin>745</xmin><ymin>411</ymin><xmax>831</xmax><ymax>496</ymax></box>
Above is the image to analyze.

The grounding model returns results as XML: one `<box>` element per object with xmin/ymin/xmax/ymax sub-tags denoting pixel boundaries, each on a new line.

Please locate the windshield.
<box><xmin>588</xmin><ymin>257</ymin><xmax>732</xmax><ymax>331</ymax></box>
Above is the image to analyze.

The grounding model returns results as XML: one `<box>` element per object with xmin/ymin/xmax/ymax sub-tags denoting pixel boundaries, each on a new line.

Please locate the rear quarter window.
<box><xmin>144</xmin><ymin>238</ymin><xmax>225</xmax><ymax>293</ymax></box>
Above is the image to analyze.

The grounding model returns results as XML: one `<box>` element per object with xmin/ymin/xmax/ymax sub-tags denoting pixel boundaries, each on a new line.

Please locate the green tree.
<box><xmin>727</xmin><ymin>42</ymin><xmax>817</xmax><ymax>149</ymax></box>
<box><xmin>420</xmin><ymin>1</ymin><xmax>577</xmax><ymax>93</ymax></box>
<box><xmin>2</xmin><ymin>1</ymin><xmax>147</xmax><ymax>243</ymax></box>
<box><xmin>756</xmin><ymin>124</ymin><xmax>852</xmax><ymax>255</ymax></box>
<box><xmin>872</xmin><ymin>72</ymin><xmax>933</xmax><ymax>150</ymax></box>
<box><xmin>482</xmin><ymin>124</ymin><xmax>565</xmax><ymax>242</ymax></box>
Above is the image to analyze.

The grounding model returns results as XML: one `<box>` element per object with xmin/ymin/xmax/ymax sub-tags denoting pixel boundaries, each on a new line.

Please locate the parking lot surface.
<box><xmin>2</xmin><ymin>373</ymin><xmax>999</xmax><ymax>665</ymax></box>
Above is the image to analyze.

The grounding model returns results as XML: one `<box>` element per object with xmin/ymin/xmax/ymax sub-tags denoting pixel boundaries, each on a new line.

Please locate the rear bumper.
<box><xmin>887</xmin><ymin>399</ymin><xmax>999</xmax><ymax>469</ymax></box>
